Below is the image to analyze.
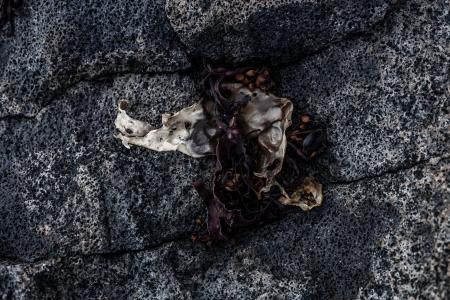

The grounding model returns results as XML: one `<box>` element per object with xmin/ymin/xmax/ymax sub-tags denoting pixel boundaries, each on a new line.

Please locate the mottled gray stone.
<box><xmin>1</xmin><ymin>158</ymin><xmax>448</xmax><ymax>299</ymax></box>
<box><xmin>166</xmin><ymin>159</ymin><xmax>448</xmax><ymax>300</ymax></box>
<box><xmin>166</xmin><ymin>0</ymin><xmax>396</xmax><ymax>63</ymax></box>
<box><xmin>0</xmin><ymin>251</ymin><xmax>190</xmax><ymax>299</ymax></box>
<box><xmin>1</xmin><ymin>0</ymin><xmax>449</xmax><ymax>298</ymax></box>
<box><xmin>0</xmin><ymin>73</ymin><xmax>209</xmax><ymax>262</ymax></box>
<box><xmin>0</xmin><ymin>0</ymin><xmax>190</xmax><ymax>118</ymax></box>
<box><xmin>278</xmin><ymin>0</ymin><xmax>450</xmax><ymax>181</ymax></box>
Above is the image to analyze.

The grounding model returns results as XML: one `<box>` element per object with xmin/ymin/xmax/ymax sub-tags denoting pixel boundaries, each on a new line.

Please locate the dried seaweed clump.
<box><xmin>0</xmin><ymin>0</ymin><xmax>23</xmax><ymax>33</ymax></box>
<box><xmin>114</xmin><ymin>67</ymin><xmax>325</xmax><ymax>242</ymax></box>
<box><xmin>115</xmin><ymin>100</ymin><xmax>215</xmax><ymax>157</ymax></box>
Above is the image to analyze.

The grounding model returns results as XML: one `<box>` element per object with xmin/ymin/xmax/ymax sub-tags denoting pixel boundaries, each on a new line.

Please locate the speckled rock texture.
<box><xmin>278</xmin><ymin>0</ymin><xmax>450</xmax><ymax>181</ymax></box>
<box><xmin>1</xmin><ymin>160</ymin><xmax>448</xmax><ymax>299</ymax></box>
<box><xmin>0</xmin><ymin>0</ymin><xmax>190</xmax><ymax>118</ymax></box>
<box><xmin>0</xmin><ymin>74</ymin><xmax>210</xmax><ymax>261</ymax></box>
<box><xmin>1</xmin><ymin>0</ymin><xmax>449</xmax><ymax>299</ymax></box>
<box><xmin>166</xmin><ymin>0</ymin><xmax>398</xmax><ymax>64</ymax></box>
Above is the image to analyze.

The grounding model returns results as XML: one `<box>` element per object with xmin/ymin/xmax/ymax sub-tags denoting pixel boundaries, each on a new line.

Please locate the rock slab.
<box><xmin>0</xmin><ymin>0</ymin><xmax>449</xmax><ymax>299</ymax></box>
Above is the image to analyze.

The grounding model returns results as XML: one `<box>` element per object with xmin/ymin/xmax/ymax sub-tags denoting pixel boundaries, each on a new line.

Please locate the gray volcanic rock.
<box><xmin>0</xmin><ymin>73</ymin><xmax>209</xmax><ymax>262</ymax></box>
<box><xmin>1</xmin><ymin>158</ymin><xmax>448</xmax><ymax>299</ymax></box>
<box><xmin>0</xmin><ymin>0</ymin><xmax>190</xmax><ymax>118</ymax></box>
<box><xmin>1</xmin><ymin>0</ymin><xmax>449</xmax><ymax>298</ymax></box>
<box><xmin>278</xmin><ymin>0</ymin><xmax>450</xmax><ymax>181</ymax></box>
<box><xmin>166</xmin><ymin>0</ymin><xmax>397</xmax><ymax>63</ymax></box>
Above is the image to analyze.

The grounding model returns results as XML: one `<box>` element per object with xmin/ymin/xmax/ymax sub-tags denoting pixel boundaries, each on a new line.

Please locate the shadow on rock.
<box><xmin>166</xmin><ymin>188</ymin><xmax>400</xmax><ymax>299</ymax></box>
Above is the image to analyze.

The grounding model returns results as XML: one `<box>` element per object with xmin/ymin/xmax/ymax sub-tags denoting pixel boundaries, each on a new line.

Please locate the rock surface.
<box><xmin>0</xmin><ymin>0</ymin><xmax>190</xmax><ymax>118</ymax></box>
<box><xmin>1</xmin><ymin>159</ymin><xmax>448</xmax><ymax>299</ymax></box>
<box><xmin>278</xmin><ymin>0</ymin><xmax>450</xmax><ymax>181</ymax></box>
<box><xmin>1</xmin><ymin>0</ymin><xmax>449</xmax><ymax>299</ymax></box>
<box><xmin>166</xmin><ymin>0</ymin><xmax>397</xmax><ymax>64</ymax></box>
<box><xmin>0</xmin><ymin>73</ymin><xmax>211</xmax><ymax>261</ymax></box>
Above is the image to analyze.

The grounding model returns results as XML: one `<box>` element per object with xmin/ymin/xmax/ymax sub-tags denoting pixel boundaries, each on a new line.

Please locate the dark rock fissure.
<box><xmin>328</xmin><ymin>154</ymin><xmax>450</xmax><ymax>185</ymax></box>
<box><xmin>0</xmin><ymin>0</ymin><xmax>407</xmax><ymax>123</ymax></box>
<box><xmin>1</xmin><ymin>153</ymin><xmax>445</xmax><ymax>265</ymax></box>
<box><xmin>0</xmin><ymin>68</ymin><xmax>194</xmax><ymax>122</ymax></box>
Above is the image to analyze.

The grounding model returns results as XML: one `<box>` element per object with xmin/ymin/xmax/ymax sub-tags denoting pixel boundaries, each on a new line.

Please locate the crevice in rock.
<box><xmin>0</xmin><ymin>0</ymin><xmax>408</xmax><ymax>123</ymax></box>
<box><xmin>1</xmin><ymin>152</ymin><xmax>447</xmax><ymax>266</ymax></box>
<box><xmin>327</xmin><ymin>154</ymin><xmax>450</xmax><ymax>186</ymax></box>
<box><xmin>273</xmin><ymin>0</ymin><xmax>408</xmax><ymax>69</ymax></box>
<box><xmin>87</xmin><ymin>233</ymin><xmax>189</xmax><ymax>260</ymax></box>
<box><xmin>165</xmin><ymin>0</ymin><xmax>408</xmax><ymax>70</ymax></box>
<box><xmin>0</xmin><ymin>154</ymin><xmax>450</xmax><ymax>265</ymax></box>
<box><xmin>0</xmin><ymin>67</ymin><xmax>194</xmax><ymax>123</ymax></box>
<box><xmin>0</xmin><ymin>233</ymin><xmax>190</xmax><ymax>266</ymax></box>
<box><xmin>99</xmin><ymin>187</ymin><xmax>112</xmax><ymax>253</ymax></box>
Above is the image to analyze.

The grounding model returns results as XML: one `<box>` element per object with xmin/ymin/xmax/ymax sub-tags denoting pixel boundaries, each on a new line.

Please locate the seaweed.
<box><xmin>114</xmin><ymin>66</ymin><xmax>326</xmax><ymax>243</ymax></box>
<box><xmin>193</xmin><ymin>66</ymin><xmax>326</xmax><ymax>242</ymax></box>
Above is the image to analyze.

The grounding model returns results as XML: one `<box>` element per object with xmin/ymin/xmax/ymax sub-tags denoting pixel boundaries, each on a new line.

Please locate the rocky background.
<box><xmin>0</xmin><ymin>0</ymin><xmax>449</xmax><ymax>299</ymax></box>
